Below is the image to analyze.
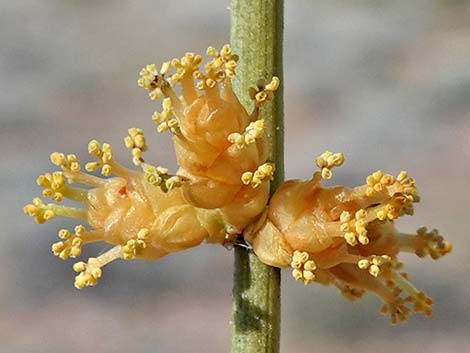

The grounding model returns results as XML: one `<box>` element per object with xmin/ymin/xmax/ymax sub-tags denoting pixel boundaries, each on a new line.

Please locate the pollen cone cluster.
<box><xmin>138</xmin><ymin>44</ymin><xmax>278</xmax><ymax>231</ymax></box>
<box><xmin>24</xmin><ymin>45</ymin><xmax>278</xmax><ymax>289</ymax></box>
<box><xmin>244</xmin><ymin>153</ymin><xmax>451</xmax><ymax>324</ymax></box>
<box><xmin>24</xmin><ymin>44</ymin><xmax>451</xmax><ymax>325</ymax></box>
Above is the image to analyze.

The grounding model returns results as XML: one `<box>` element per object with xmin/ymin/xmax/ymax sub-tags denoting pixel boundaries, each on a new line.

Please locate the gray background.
<box><xmin>1</xmin><ymin>1</ymin><xmax>468</xmax><ymax>352</ymax></box>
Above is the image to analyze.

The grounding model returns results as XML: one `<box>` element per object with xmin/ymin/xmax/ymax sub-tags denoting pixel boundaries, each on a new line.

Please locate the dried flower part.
<box><xmin>245</xmin><ymin>152</ymin><xmax>451</xmax><ymax>324</ymax></box>
<box><xmin>137</xmin><ymin>44</ymin><xmax>280</xmax><ymax>230</ymax></box>
<box><xmin>24</xmin><ymin>137</ymin><xmax>228</xmax><ymax>288</ymax></box>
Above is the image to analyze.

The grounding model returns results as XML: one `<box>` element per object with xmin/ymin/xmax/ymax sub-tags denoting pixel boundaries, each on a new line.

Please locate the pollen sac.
<box><xmin>137</xmin><ymin>44</ymin><xmax>280</xmax><ymax>231</ymax></box>
<box><xmin>245</xmin><ymin>152</ymin><xmax>451</xmax><ymax>324</ymax></box>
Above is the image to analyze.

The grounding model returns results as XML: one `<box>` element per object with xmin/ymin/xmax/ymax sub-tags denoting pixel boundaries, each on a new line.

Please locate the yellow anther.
<box><xmin>376</xmin><ymin>209</ymin><xmax>387</xmax><ymax>221</ymax></box>
<box><xmin>73</xmin><ymin>258</ymin><xmax>102</xmax><ymax>289</ymax></box>
<box><xmin>142</xmin><ymin>163</ymin><xmax>182</xmax><ymax>192</ymax></box>
<box><xmin>171</xmin><ymin>52</ymin><xmax>202</xmax><ymax>82</ymax></box>
<box><xmin>397</xmin><ymin>171</ymin><xmax>407</xmax><ymax>182</ymax></box>
<box><xmin>23</xmin><ymin>198</ymin><xmax>56</xmax><ymax>224</ymax></box>
<box><xmin>52</xmin><ymin>226</ymin><xmax>86</xmax><ymax>260</ymax></box>
<box><xmin>122</xmin><ymin>230</ymin><xmax>149</xmax><ymax>260</ymax></box>
<box><xmin>304</xmin><ymin>260</ymin><xmax>317</xmax><ymax>272</ymax></box>
<box><xmin>152</xmin><ymin>99</ymin><xmax>180</xmax><ymax>135</ymax></box>
<box><xmin>241</xmin><ymin>172</ymin><xmax>253</xmax><ymax>185</ymax></box>
<box><xmin>315</xmin><ymin>151</ymin><xmax>344</xmax><ymax>180</ymax></box>
<box><xmin>290</xmin><ymin>250</ymin><xmax>317</xmax><ymax>285</ymax></box>
<box><xmin>206</xmin><ymin>46</ymin><xmax>217</xmax><ymax>57</ymax></box>
<box><xmin>344</xmin><ymin>232</ymin><xmax>358</xmax><ymax>246</ymax></box>
<box><xmin>340</xmin><ymin>208</ymin><xmax>369</xmax><ymax>246</ymax></box>
<box><xmin>138</xmin><ymin>62</ymin><xmax>172</xmax><ymax>100</ymax></box>
<box><xmin>369</xmin><ymin>264</ymin><xmax>380</xmax><ymax>277</ymax></box>
<box><xmin>241</xmin><ymin>163</ymin><xmax>275</xmax><ymax>188</ymax></box>
<box><xmin>160</xmin><ymin>61</ymin><xmax>171</xmax><ymax>75</ymax></box>
<box><xmin>292</xmin><ymin>269</ymin><xmax>303</xmax><ymax>281</ymax></box>
<box><xmin>228</xmin><ymin>119</ymin><xmax>265</xmax><ymax>149</ymax></box>
<box><xmin>355</xmin><ymin>219</ymin><xmax>367</xmax><ymax>233</ymax></box>
<box><xmin>36</xmin><ymin>171</ymin><xmax>67</xmax><ymax>202</ymax></box>
<box><xmin>265</xmin><ymin>76</ymin><xmax>280</xmax><ymax>91</ymax></box>
<box><xmin>101</xmin><ymin>164</ymin><xmax>112</xmax><ymax>176</ymax></box>
<box><xmin>43</xmin><ymin>209</ymin><xmax>54</xmax><ymax>219</ymax></box>
<box><xmin>124</xmin><ymin>128</ymin><xmax>148</xmax><ymax>165</ymax></box>
<box><xmin>340</xmin><ymin>211</ymin><xmax>351</xmax><ymax>223</ymax></box>
<box><xmin>138</xmin><ymin>64</ymin><xmax>158</xmax><ymax>89</ymax></box>
<box><xmin>137</xmin><ymin>228</ymin><xmax>150</xmax><ymax>240</ymax></box>
<box><xmin>191</xmin><ymin>45</ymin><xmax>239</xmax><ymax>90</ymax></box>
<box><xmin>248</xmin><ymin>76</ymin><xmax>280</xmax><ymax>107</ymax></box>
<box><xmin>87</xmin><ymin>140</ymin><xmax>101</xmax><ymax>155</ymax></box>
<box><xmin>206</xmin><ymin>78</ymin><xmax>216</xmax><ymax>88</ymax></box>
<box><xmin>358</xmin><ymin>233</ymin><xmax>370</xmax><ymax>245</ymax></box>
<box><xmin>73</xmin><ymin>261</ymin><xmax>86</xmax><ymax>273</ymax></box>
<box><xmin>366</xmin><ymin>170</ymin><xmax>398</xmax><ymax>196</ymax></box>
<box><xmin>50</xmin><ymin>152</ymin><xmax>81</xmax><ymax>173</ymax></box>
<box><xmin>165</xmin><ymin>176</ymin><xmax>182</xmax><ymax>191</ymax></box>
<box><xmin>355</xmin><ymin>209</ymin><xmax>366</xmax><ymax>220</ymax></box>
<box><xmin>357</xmin><ymin>255</ymin><xmax>391</xmax><ymax>277</ymax></box>
<box><xmin>85</xmin><ymin>139</ymin><xmax>115</xmax><ymax>176</ymax></box>
<box><xmin>50</xmin><ymin>152</ymin><xmax>65</xmax><ymax>166</ymax></box>
<box><xmin>303</xmin><ymin>270</ymin><xmax>315</xmax><ymax>282</ymax></box>
<box><xmin>143</xmin><ymin>164</ymin><xmax>163</xmax><ymax>186</ymax></box>
<box><xmin>358</xmin><ymin>259</ymin><xmax>370</xmax><ymax>269</ymax></box>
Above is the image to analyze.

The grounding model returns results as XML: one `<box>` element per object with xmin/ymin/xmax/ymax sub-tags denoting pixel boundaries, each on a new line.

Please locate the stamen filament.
<box><xmin>64</xmin><ymin>171</ymin><xmax>108</xmax><ymax>187</ymax></box>
<box><xmin>49</xmin><ymin>204</ymin><xmax>87</xmax><ymax>220</ymax></box>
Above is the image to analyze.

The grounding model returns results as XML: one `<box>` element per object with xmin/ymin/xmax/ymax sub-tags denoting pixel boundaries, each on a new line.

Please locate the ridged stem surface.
<box><xmin>230</xmin><ymin>1</ymin><xmax>284</xmax><ymax>352</ymax></box>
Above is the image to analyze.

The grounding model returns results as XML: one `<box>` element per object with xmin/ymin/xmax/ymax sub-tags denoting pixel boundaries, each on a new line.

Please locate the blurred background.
<box><xmin>1</xmin><ymin>0</ymin><xmax>469</xmax><ymax>352</ymax></box>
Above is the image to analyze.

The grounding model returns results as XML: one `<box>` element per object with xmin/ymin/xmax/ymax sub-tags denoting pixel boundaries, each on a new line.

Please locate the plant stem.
<box><xmin>230</xmin><ymin>1</ymin><xmax>284</xmax><ymax>352</ymax></box>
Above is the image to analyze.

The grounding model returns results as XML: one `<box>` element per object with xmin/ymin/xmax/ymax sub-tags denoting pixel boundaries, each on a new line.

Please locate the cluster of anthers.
<box><xmin>124</xmin><ymin>128</ymin><xmax>147</xmax><ymax>166</ymax></box>
<box><xmin>315</xmin><ymin>151</ymin><xmax>344</xmax><ymax>179</ymax></box>
<box><xmin>291</xmin><ymin>250</ymin><xmax>317</xmax><ymax>285</ymax></box>
<box><xmin>245</xmin><ymin>148</ymin><xmax>452</xmax><ymax>324</ymax></box>
<box><xmin>85</xmin><ymin>140</ymin><xmax>114</xmax><ymax>176</ymax></box>
<box><xmin>228</xmin><ymin>119</ymin><xmax>265</xmax><ymax>149</ymax></box>
<box><xmin>357</xmin><ymin>255</ymin><xmax>392</xmax><ymax>277</ymax></box>
<box><xmin>121</xmin><ymin>228</ymin><xmax>150</xmax><ymax>260</ymax></box>
<box><xmin>52</xmin><ymin>225</ymin><xmax>86</xmax><ymax>260</ymax></box>
<box><xmin>241</xmin><ymin>163</ymin><xmax>275</xmax><ymax>188</ymax></box>
<box><xmin>151</xmin><ymin>98</ymin><xmax>180</xmax><ymax>135</ymax></box>
<box><xmin>24</xmin><ymin>44</ymin><xmax>451</xmax><ymax>325</ymax></box>
<box><xmin>142</xmin><ymin>164</ymin><xmax>182</xmax><ymax>192</ymax></box>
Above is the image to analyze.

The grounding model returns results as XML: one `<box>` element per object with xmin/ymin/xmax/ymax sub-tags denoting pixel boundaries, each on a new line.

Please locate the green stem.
<box><xmin>230</xmin><ymin>1</ymin><xmax>284</xmax><ymax>352</ymax></box>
